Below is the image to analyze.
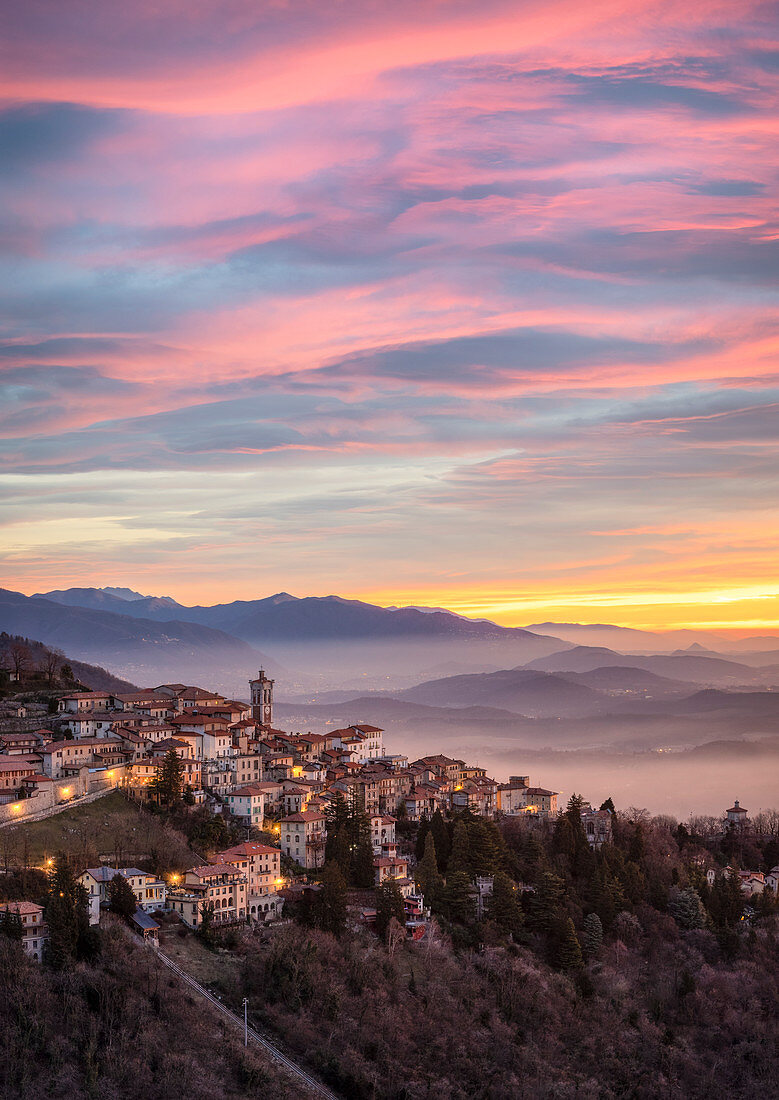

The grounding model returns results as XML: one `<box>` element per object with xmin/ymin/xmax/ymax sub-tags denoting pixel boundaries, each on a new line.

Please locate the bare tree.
<box><xmin>39</xmin><ymin>647</ymin><xmax>64</xmax><ymax>684</ymax></box>
<box><xmin>6</xmin><ymin>642</ymin><xmax>32</xmax><ymax>679</ymax></box>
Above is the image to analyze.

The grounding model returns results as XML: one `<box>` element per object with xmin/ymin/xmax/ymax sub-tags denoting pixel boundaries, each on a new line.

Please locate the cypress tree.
<box><xmin>323</xmin><ymin>796</ymin><xmax>349</xmax><ymax>862</ymax></box>
<box><xmin>415</xmin><ymin>832</ymin><xmax>443</xmax><ymax>907</ymax></box>
<box><xmin>152</xmin><ymin>749</ymin><xmax>183</xmax><ymax>805</ymax></box>
<box><xmin>353</xmin><ymin>838</ymin><xmax>375</xmax><ymax>889</ymax></box>
<box><xmin>468</xmin><ymin>818</ymin><xmax>498</xmax><ymax>876</ymax></box>
<box><xmin>332</xmin><ymin>828</ymin><xmax>351</xmax><ymax>879</ymax></box>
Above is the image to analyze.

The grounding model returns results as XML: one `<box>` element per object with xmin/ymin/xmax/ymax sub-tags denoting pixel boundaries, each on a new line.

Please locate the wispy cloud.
<box><xmin>1</xmin><ymin>0</ymin><xmax>777</xmax><ymax>627</ymax></box>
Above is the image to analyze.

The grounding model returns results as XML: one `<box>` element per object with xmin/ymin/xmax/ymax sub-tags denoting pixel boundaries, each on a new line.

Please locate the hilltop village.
<box><xmin>1</xmin><ymin>666</ymin><xmax>777</xmax><ymax>1098</ymax></box>
<box><xmin>0</xmin><ymin>668</ymin><xmax>620</xmax><ymax>944</ymax></box>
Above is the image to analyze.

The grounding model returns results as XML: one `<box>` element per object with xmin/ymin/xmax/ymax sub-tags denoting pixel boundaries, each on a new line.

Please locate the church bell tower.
<box><xmin>250</xmin><ymin>669</ymin><xmax>274</xmax><ymax>728</ymax></box>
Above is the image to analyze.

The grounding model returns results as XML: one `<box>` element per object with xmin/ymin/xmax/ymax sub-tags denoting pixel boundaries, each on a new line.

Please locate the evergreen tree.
<box><xmin>430</xmin><ymin>810</ymin><xmax>450</xmax><ymax>873</ymax></box>
<box><xmin>152</xmin><ymin>749</ymin><xmax>183</xmax><ymax>805</ymax></box>
<box><xmin>468</xmin><ymin>818</ymin><xmax>499</xmax><ymax>876</ymax></box>
<box><xmin>45</xmin><ymin>853</ymin><xmax>92</xmax><ymax>969</ymax></box>
<box><xmin>353</xmin><ymin>838</ymin><xmax>375</xmax><ymax>889</ymax></box>
<box><xmin>443</xmin><ymin>870</ymin><xmax>475</xmax><ymax>924</ymax></box>
<box><xmin>0</xmin><ymin>907</ymin><xmax>24</xmax><ymax>942</ymax></box>
<box><xmin>197</xmin><ymin>900</ymin><xmax>216</xmax><ymax>947</ymax></box>
<box><xmin>415</xmin><ymin>832</ymin><xmax>443</xmax><ymax>908</ymax></box>
<box><xmin>485</xmin><ymin>871</ymin><xmax>523</xmax><ymax>937</ymax></box>
<box><xmin>182</xmin><ymin>784</ymin><xmax>196</xmax><ymax>806</ymax></box>
<box><xmin>528</xmin><ymin>869</ymin><xmax>565</xmax><ymax>934</ymax></box>
<box><xmin>325</xmin><ymin>791</ymin><xmax>350</xmax><ymax>864</ymax></box>
<box><xmin>448</xmin><ymin>821</ymin><xmax>471</xmax><ymax>876</ymax></box>
<box><xmin>315</xmin><ymin>861</ymin><xmax>348</xmax><ymax>937</ymax></box>
<box><xmin>708</xmin><ymin>871</ymin><xmax>743</xmax><ymax>930</ymax></box>
<box><xmin>332</xmin><ymin>828</ymin><xmax>351</xmax><ymax>879</ymax></box>
<box><xmin>599</xmin><ymin>797</ymin><xmax>616</xmax><ymax>814</ymax></box>
<box><xmin>668</xmin><ymin>886</ymin><xmax>707</xmax><ymax>930</ymax></box>
<box><xmin>375</xmin><ymin>877</ymin><xmax>406</xmax><ymax>938</ymax></box>
<box><xmin>553</xmin><ymin>917</ymin><xmax>584</xmax><ymax>971</ymax></box>
<box><xmin>582</xmin><ymin>912</ymin><xmax>603</xmax><ymax>959</ymax></box>
<box><xmin>108</xmin><ymin>873</ymin><xmax>138</xmax><ymax>919</ymax></box>
<box><xmin>415</xmin><ymin>816</ymin><xmax>430</xmax><ymax>861</ymax></box>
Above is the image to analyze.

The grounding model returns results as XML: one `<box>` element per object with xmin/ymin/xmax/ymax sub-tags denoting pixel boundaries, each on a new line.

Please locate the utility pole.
<box><xmin>243</xmin><ymin>997</ymin><xmax>248</xmax><ymax>1046</ymax></box>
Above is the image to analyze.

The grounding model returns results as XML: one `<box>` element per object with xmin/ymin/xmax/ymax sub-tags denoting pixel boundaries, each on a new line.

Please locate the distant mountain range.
<box><xmin>20</xmin><ymin>586</ymin><xmax>572</xmax><ymax>692</ymax></box>
<box><xmin>0</xmin><ymin>588</ymin><xmax>279</xmax><ymax>695</ymax></box>
<box><xmin>5</xmin><ymin>585</ymin><xmax>778</xmax><ymax>707</ymax></box>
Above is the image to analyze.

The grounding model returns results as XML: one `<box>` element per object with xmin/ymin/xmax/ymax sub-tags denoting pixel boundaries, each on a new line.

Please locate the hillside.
<box><xmin>0</xmin><ymin>926</ymin><xmax>297</xmax><ymax>1099</ymax></box>
<box><xmin>397</xmin><ymin>667</ymin><xmax>607</xmax><ymax>717</ymax></box>
<box><xmin>0</xmin><ymin>588</ymin><xmax>280</xmax><ymax>694</ymax></box>
<box><xmin>0</xmin><ymin>632</ymin><xmax>137</xmax><ymax>694</ymax></box>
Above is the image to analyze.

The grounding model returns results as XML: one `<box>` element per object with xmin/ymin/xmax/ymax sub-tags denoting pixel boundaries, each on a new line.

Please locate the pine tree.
<box><xmin>375</xmin><ymin>877</ymin><xmax>406</xmax><ymax>938</ymax></box>
<box><xmin>554</xmin><ymin>917</ymin><xmax>584</xmax><ymax>971</ymax></box>
<box><xmin>430</xmin><ymin>810</ymin><xmax>450</xmax><ymax>873</ymax></box>
<box><xmin>316</xmin><ymin>861</ymin><xmax>348</xmax><ymax>936</ymax></box>
<box><xmin>45</xmin><ymin>853</ymin><xmax>92</xmax><ymax>968</ymax></box>
<box><xmin>152</xmin><ymin>749</ymin><xmax>183</xmax><ymax>805</ymax></box>
<box><xmin>108</xmin><ymin>872</ymin><xmax>138</xmax><ymax>919</ymax></box>
<box><xmin>582</xmin><ymin>912</ymin><xmax>603</xmax><ymax>958</ymax></box>
<box><xmin>332</xmin><ymin>828</ymin><xmax>351</xmax><ymax>879</ymax></box>
<box><xmin>528</xmin><ymin>869</ymin><xmax>565</xmax><ymax>934</ymax></box>
<box><xmin>415</xmin><ymin>832</ymin><xmax>443</xmax><ymax>908</ymax></box>
<box><xmin>486</xmin><ymin>871</ymin><xmax>523</xmax><ymax>937</ymax></box>
<box><xmin>468</xmin><ymin>818</ymin><xmax>499</xmax><ymax>876</ymax></box>
<box><xmin>448</xmin><ymin>821</ymin><xmax>471</xmax><ymax>876</ymax></box>
<box><xmin>353</xmin><ymin>838</ymin><xmax>375</xmax><ymax>889</ymax></box>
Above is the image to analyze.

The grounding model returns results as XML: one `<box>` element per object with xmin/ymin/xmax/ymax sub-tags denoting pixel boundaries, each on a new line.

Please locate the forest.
<box><xmin>1</xmin><ymin>793</ymin><xmax>777</xmax><ymax>1098</ymax></box>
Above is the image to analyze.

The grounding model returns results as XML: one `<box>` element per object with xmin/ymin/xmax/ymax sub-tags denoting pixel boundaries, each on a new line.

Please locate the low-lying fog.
<box><xmin>387</xmin><ymin>729</ymin><xmax>779</xmax><ymax>820</ymax></box>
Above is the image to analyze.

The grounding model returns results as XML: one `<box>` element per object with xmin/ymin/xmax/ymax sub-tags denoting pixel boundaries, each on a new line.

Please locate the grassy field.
<box><xmin>0</xmin><ymin>790</ymin><xmax>144</xmax><ymax>867</ymax></box>
<box><xmin>0</xmin><ymin>789</ymin><xmax>197</xmax><ymax>871</ymax></box>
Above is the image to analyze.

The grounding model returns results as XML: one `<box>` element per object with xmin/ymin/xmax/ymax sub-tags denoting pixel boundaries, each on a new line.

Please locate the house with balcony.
<box><xmin>168</xmin><ymin>864</ymin><xmax>248</xmax><ymax>928</ymax></box>
<box><xmin>280</xmin><ymin>809</ymin><xmax>326</xmax><ymax>869</ymax></box>
<box><xmin>213</xmin><ymin>841</ymin><xmax>283</xmax><ymax>920</ymax></box>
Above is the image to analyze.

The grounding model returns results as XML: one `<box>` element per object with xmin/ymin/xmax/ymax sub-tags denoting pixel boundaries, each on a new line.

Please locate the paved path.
<box><xmin>154</xmin><ymin>947</ymin><xmax>339</xmax><ymax>1099</ymax></box>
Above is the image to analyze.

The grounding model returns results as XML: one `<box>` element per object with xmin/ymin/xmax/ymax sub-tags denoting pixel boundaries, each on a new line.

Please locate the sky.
<box><xmin>1</xmin><ymin>0</ymin><xmax>778</xmax><ymax>631</ymax></box>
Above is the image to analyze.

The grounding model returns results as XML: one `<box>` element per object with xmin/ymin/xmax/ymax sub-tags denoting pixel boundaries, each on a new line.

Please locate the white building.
<box><xmin>79</xmin><ymin>866</ymin><xmax>167</xmax><ymax>913</ymax></box>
